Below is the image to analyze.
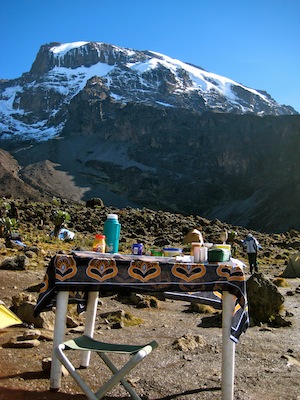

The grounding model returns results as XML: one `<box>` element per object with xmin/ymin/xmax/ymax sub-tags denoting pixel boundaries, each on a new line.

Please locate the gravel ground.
<box><xmin>0</xmin><ymin>267</ymin><xmax>300</xmax><ymax>400</ymax></box>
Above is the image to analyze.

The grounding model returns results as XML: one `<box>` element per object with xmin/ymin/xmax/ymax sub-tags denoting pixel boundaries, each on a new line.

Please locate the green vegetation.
<box><xmin>51</xmin><ymin>210</ymin><xmax>71</xmax><ymax>237</ymax></box>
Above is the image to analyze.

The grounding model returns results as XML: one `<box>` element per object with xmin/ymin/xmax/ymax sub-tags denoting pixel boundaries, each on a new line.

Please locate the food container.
<box><xmin>213</xmin><ymin>244</ymin><xmax>231</xmax><ymax>252</ymax></box>
<box><xmin>132</xmin><ymin>243</ymin><xmax>143</xmax><ymax>255</ymax></box>
<box><xmin>208</xmin><ymin>248</ymin><xmax>231</xmax><ymax>262</ymax></box>
<box><xmin>163</xmin><ymin>247</ymin><xmax>182</xmax><ymax>257</ymax></box>
<box><xmin>150</xmin><ymin>248</ymin><xmax>163</xmax><ymax>256</ymax></box>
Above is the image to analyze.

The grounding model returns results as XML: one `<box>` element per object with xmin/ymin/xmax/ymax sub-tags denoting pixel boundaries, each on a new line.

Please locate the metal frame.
<box><xmin>55</xmin><ymin>334</ymin><xmax>158</xmax><ymax>400</ymax></box>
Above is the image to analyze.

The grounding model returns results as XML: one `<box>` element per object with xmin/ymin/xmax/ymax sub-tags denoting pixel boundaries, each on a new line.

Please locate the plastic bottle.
<box><xmin>93</xmin><ymin>234</ymin><xmax>106</xmax><ymax>253</ymax></box>
<box><xmin>103</xmin><ymin>214</ymin><xmax>121</xmax><ymax>253</ymax></box>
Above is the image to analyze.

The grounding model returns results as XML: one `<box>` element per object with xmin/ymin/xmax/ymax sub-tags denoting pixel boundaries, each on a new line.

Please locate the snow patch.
<box><xmin>50</xmin><ymin>42</ymin><xmax>89</xmax><ymax>57</ymax></box>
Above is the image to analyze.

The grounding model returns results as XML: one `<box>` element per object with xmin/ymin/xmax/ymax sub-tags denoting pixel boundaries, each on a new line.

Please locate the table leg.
<box><xmin>80</xmin><ymin>291</ymin><xmax>99</xmax><ymax>368</ymax></box>
<box><xmin>221</xmin><ymin>291</ymin><xmax>236</xmax><ymax>400</ymax></box>
<box><xmin>50</xmin><ymin>291</ymin><xmax>69</xmax><ymax>391</ymax></box>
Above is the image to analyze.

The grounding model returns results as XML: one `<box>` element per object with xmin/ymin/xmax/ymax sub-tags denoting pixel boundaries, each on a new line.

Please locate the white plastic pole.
<box><xmin>221</xmin><ymin>291</ymin><xmax>236</xmax><ymax>400</ymax></box>
<box><xmin>80</xmin><ymin>291</ymin><xmax>99</xmax><ymax>367</ymax></box>
<box><xmin>50</xmin><ymin>291</ymin><xmax>69</xmax><ymax>391</ymax></box>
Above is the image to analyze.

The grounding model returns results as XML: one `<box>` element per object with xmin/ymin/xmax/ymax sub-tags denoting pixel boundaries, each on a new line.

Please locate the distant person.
<box><xmin>243</xmin><ymin>233</ymin><xmax>261</xmax><ymax>274</ymax></box>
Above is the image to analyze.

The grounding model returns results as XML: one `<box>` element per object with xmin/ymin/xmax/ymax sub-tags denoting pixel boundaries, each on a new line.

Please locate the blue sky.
<box><xmin>1</xmin><ymin>0</ymin><xmax>299</xmax><ymax>112</ymax></box>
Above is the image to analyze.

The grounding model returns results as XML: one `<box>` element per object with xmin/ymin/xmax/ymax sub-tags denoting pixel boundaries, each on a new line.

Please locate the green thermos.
<box><xmin>103</xmin><ymin>214</ymin><xmax>121</xmax><ymax>253</ymax></box>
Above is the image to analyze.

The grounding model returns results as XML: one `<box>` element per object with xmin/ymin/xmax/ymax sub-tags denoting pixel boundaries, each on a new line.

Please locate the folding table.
<box><xmin>34</xmin><ymin>251</ymin><xmax>249</xmax><ymax>400</ymax></box>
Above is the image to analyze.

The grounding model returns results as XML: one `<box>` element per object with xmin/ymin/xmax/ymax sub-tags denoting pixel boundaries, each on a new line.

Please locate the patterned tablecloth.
<box><xmin>34</xmin><ymin>251</ymin><xmax>249</xmax><ymax>342</ymax></box>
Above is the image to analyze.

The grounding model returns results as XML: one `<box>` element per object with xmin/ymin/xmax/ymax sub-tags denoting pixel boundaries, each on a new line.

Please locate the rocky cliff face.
<box><xmin>2</xmin><ymin>105</ymin><xmax>300</xmax><ymax>232</ymax></box>
<box><xmin>0</xmin><ymin>42</ymin><xmax>300</xmax><ymax>232</ymax></box>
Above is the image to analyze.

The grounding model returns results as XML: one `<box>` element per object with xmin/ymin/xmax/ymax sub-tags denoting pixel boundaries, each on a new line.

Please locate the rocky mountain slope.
<box><xmin>0</xmin><ymin>42</ymin><xmax>300</xmax><ymax>233</ymax></box>
<box><xmin>1</xmin><ymin>197</ymin><xmax>299</xmax><ymax>269</ymax></box>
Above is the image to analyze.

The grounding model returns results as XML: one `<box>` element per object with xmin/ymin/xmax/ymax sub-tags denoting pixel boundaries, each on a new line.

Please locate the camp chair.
<box><xmin>55</xmin><ymin>335</ymin><xmax>158</xmax><ymax>400</ymax></box>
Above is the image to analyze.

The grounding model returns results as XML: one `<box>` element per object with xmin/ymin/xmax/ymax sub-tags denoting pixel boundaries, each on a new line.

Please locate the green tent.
<box><xmin>281</xmin><ymin>253</ymin><xmax>300</xmax><ymax>278</ymax></box>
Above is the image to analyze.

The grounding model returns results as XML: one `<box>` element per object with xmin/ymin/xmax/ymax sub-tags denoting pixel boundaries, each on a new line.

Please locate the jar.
<box><xmin>132</xmin><ymin>243</ymin><xmax>143</xmax><ymax>255</ymax></box>
<box><xmin>93</xmin><ymin>234</ymin><xmax>106</xmax><ymax>252</ymax></box>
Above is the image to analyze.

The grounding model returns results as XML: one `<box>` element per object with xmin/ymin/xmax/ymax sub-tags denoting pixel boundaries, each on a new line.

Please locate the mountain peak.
<box><xmin>0</xmin><ymin>41</ymin><xmax>298</xmax><ymax>142</ymax></box>
<box><xmin>29</xmin><ymin>41</ymin><xmax>143</xmax><ymax>74</ymax></box>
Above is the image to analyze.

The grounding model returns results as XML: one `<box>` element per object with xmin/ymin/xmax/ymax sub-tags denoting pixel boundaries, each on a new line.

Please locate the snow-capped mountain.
<box><xmin>0</xmin><ymin>41</ymin><xmax>297</xmax><ymax>142</ymax></box>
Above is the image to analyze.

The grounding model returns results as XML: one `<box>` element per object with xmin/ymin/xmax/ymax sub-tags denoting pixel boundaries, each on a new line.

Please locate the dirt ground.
<box><xmin>0</xmin><ymin>267</ymin><xmax>300</xmax><ymax>400</ymax></box>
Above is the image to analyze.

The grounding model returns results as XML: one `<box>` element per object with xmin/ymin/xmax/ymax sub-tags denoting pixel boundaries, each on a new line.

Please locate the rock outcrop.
<box><xmin>246</xmin><ymin>273</ymin><xmax>285</xmax><ymax>325</ymax></box>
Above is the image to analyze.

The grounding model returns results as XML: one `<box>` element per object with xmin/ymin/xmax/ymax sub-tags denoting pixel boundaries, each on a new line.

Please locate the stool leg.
<box><xmin>95</xmin><ymin>351</ymin><xmax>147</xmax><ymax>400</ymax></box>
<box><xmin>56</xmin><ymin>344</ymin><xmax>98</xmax><ymax>400</ymax></box>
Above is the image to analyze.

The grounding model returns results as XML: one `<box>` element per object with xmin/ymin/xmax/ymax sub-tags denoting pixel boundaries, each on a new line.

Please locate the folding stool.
<box><xmin>55</xmin><ymin>335</ymin><xmax>158</xmax><ymax>400</ymax></box>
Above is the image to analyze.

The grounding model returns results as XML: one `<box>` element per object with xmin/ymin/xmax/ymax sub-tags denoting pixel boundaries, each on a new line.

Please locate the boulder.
<box><xmin>11</xmin><ymin>292</ymin><xmax>55</xmax><ymax>329</ymax></box>
<box><xmin>246</xmin><ymin>273</ymin><xmax>285</xmax><ymax>325</ymax></box>
<box><xmin>172</xmin><ymin>334</ymin><xmax>206</xmax><ymax>351</ymax></box>
<box><xmin>86</xmin><ymin>198</ymin><xmax>104</xmax><ymax>208</ymax></box>
<box><xmin>15</xmin><ymin>302</ymin><xmax>55</xmax><ymax>330</ymax></box>
<box><xmin>0</xmin><ymin>255</ymin><xmax>29</xmax><ymax>270</ymax></box>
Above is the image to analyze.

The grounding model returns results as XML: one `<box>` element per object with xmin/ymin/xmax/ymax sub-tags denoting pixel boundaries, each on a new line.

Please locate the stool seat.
<box><xmin>55</xmin><ymin>335</ymin><xmax>158</xmax><ymax>400</ymax></box>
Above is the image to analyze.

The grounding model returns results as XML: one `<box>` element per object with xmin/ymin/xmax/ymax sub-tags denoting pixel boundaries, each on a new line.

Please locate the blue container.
<box><xmin>132</xmin><ymin>243</ymin><xmax>143</xmax><ymax>255</ymax></box>
<box><xmin>103</xmin><ymin>214</ymin><xmax>121</xmax><ymax>253</ymax></box>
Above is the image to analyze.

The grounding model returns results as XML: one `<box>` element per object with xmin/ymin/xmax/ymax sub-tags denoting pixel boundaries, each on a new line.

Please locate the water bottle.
<box><xmin>103</xmin><ymin>214</ymin><xmax>121</xmax><ymax>253</ymax></box>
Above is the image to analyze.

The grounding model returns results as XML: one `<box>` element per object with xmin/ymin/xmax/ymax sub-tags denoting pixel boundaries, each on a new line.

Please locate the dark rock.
<box><xmin>86</xmin><ymin>198</ymin><xmax>104</xmax><ymax>208</ymax></box>
<box><xmin>24</xmin><ymin>246</ymin><xmax>41</xmax><ymax>255</ymax></box>
<box><xmin>246</xmin><ymin>273</ymin><xmax>285</xmax><ymax>325</ymax></box>
<box><xmin>0</xmin><ymin>255</ymin><xmax>28</xmax><ymax>270</ymax></box>
<box><xmin>269</xmin><ymin>315</ymin><xmax>292</xmax><ymax>327</ymax></box>
<box><xmin>286</xmin><ymin>291</ymin><xmax>295</xmax><ymax>296</ymax></box>
<box><xmin>11</xmin><ymin>294</ymin><xmax>55</xmax><ymax>330</ymax></box>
